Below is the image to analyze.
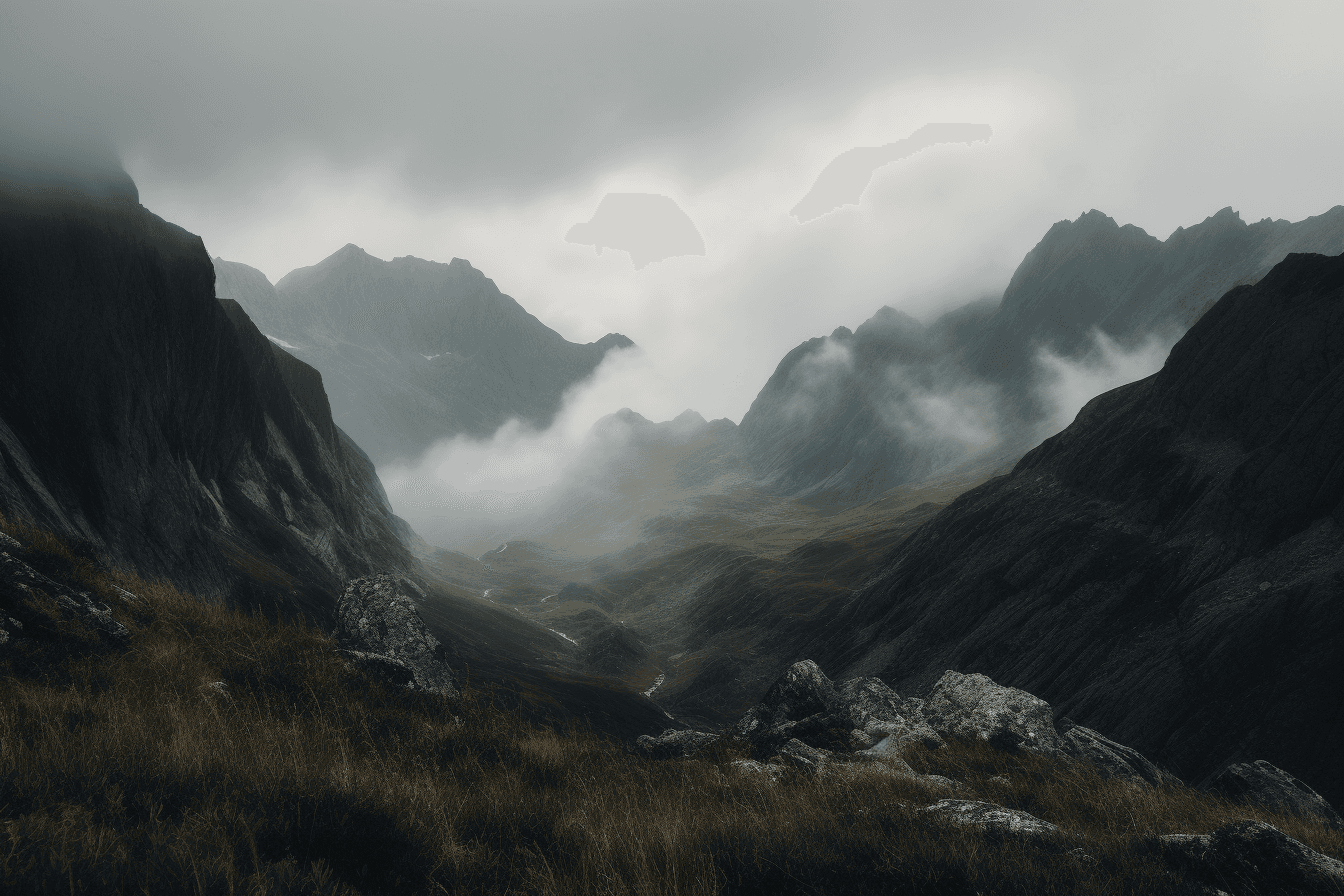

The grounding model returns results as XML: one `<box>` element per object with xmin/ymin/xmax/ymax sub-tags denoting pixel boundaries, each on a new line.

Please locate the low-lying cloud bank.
<box><xmin>1033</xmin><ymin>329</ymin><xmax>1179</xmax><ymax>440</ymax></box>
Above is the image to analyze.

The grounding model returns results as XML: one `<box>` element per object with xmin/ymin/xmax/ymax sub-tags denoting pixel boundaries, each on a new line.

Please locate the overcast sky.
<box><xmin>5</xmin><ymin>0</ymin><xmax>1343</xmax><ymax>425</ymax></box>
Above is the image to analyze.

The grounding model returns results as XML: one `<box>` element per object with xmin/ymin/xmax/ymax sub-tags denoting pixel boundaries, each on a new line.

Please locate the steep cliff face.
<box><xmin>819</xmin><ymin>250</ymin><xmax>1344</xmax><ymax>804</ymax></box>
<box><xmin>215</xmin><ymin>248</ymin><xmax>634</xmax><ymax>466</ymax></box>
<box><xmin>0</xmin><ymin>181</ymin><xmax>415</xmax><ymax>620</ymax></box>
<box><xmin>739</xmin><ymin>205</ymin><xmax>1344</xmax><ymax>501</ymax></box>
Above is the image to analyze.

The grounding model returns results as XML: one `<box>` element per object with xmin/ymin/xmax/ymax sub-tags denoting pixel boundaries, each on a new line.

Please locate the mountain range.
<box><xmin>4</xmin><ymin>157</ymin><xmax>1343</xmax><ymax>812</ymax></box>
<box><xmin>740</xmin><ymin>205</ymin><xmax>1344</xmax><ymax>502</ymax></box>
<box><xmin>214</xmin><ymin>247</ymin><xmax>633</xmax><ymax>466</ymax></box>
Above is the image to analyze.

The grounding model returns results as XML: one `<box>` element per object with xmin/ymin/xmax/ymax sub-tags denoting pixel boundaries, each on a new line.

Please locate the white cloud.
<box><xmin>1034</xmin><ymin>329</ymin><xmax>1179</xmax><ymax>438</ymax></box>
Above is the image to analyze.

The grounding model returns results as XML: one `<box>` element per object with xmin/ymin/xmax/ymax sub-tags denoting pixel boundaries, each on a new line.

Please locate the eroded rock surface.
<box><xmin>1207</xmin><ymin>760</ymin><xmax>1342</xmax><ymax>828</ymax></box>
<box><xmin>336</xmin><ymin>575</ymin><xmax>457</xmax><ymax>696</ymax></box>
<box><xmin>0</xmin><ymin>540</ymin><xmax>129</xmax><ymax>647</ymax></box>
<box><xmin>1059</xmin><ymin>721</ymin><xmax>1181</xmax><ymax>788</ymax></box>
<box><xmin>919</xmin><ymin>800</ymin><xmax>1065</xmax><ymax>840</ymax></box>
<box><xmin>1157</xmin><ymin>820</ymin><xmax>1344</xmax><ymax>896</ymax></box>
<box><xmin>924</xmin><ymin>671</ymin><xmax>1062</xmax><ymax>753</ymax></box>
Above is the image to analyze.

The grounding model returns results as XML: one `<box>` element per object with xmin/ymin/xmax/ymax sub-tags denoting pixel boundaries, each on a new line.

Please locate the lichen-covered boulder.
<box><xmin>1157</xmin><ymin>820</ymin><xmax>1344</xmax><ymax>895</ymax></box>
<box><xmin>337</xmin><ymin>575</ymin><xmax>456</xmax><ymax>697</ymax></box>
<box><xmin>1207</xmin><ymin>760</ymin><xmax>1342</xmax><ymax>828</ymax></box>
<box><xmin>1059</xmin><ymin>722</ymin><xmax>1181</xmax><ymax>788</ymax></box>
<box><xmin>924</xmin><ymin>671</ymin><xmax>1061</xmax><ymax>753</ymax></box>
<box><xmin>920</xmin><ymin>800</ymin><xmax>1067</xmax><ymax>840</ymax></box>
<box><xmin>735</xmin><ymin>660</ymin><xmax>839</xmax><ymax>745</ymax></box>
<box><xmin>635</xmin><ymin>728</ymin><xmax>720</xmax><ymax>760</ymax></box>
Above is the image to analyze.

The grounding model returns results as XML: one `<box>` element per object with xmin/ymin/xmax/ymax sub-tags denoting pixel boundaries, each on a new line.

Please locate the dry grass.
<box><xmin>1</xmin><ymin>514</ymin><xmax>1341</xmax><ymax>895</ymax></box>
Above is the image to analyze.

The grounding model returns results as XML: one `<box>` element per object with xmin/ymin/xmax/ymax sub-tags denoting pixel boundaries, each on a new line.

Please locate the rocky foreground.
<box><xmin>638</xmin><ymin>658</ymin><xmax>1344</xmax><ymax>894</ymax></box>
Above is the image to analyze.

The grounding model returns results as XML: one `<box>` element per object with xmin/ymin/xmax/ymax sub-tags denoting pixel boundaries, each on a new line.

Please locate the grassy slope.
<box><xmin>1</xmin><ymin>515</ymin><xmax>1341</xmax><ymax>896</ymax></box>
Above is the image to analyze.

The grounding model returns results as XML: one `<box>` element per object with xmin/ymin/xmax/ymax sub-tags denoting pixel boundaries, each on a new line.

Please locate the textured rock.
<box><xmin>773</xmin><ymin>738</ymin><xmax>832</xmax><ymax>773</ymax></box>
<box><xmin>1059</xmin><ymin>722</ymin><xmax>1180</xmax><ymax>788</ymax></box>
<box><xmin>730</xmin><ymin>759</ymin><xmax>786</xmax><ymax>783</ymax></box>
<box><xmin>0</xmin><ymin>181</ymin><xmax>417</xmax><ymax>622</ymax></box>
<box><xmin>924</xmin><ymin>671</ymin><xmax>1062</xmax><ymax>753</ymax></box>
<box><xmin>336</xmin><ymin>575</ymin><xmax>456</xmax><ymax>696</ymax></box>
<box><xmin>634</xmin><ymin>728</ymin><xmax>720</xmax><ymax>760</ymax></box>
<box><xmin>736</xmin><ymin>660</ymin><xmax>838</xmax><ymax>737</ymax></box>
<box><xmin>337</xmin><ymin>649</ymin><xmax>417</xmax><ymax>689</ymax></box>
<box><xmin>1157</xmin><ymin>820</ymin><xmax>1344</xmax><ymax>896</ymax></box>
<box><xmin>1207</xmin><ymin>761</ymin><xmax>1342</xmax><ymax>828</ymax></box>
<box><xmin>919</xmin><ymin>800</ymin><xmax>1065</xmax><ymax>839</ymax></box>
<box><xmin>0</xmin><ymin>550</ymin><xmax>129</xmax><ymax>646</ymax></box>
<box><xmin>216</xmin><ymin>251</ymin><xmax>633</xmax><ymax>468</ymax></box>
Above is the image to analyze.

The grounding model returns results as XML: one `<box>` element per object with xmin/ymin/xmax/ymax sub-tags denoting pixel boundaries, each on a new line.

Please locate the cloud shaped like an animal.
<box><xmin>567</xmin><ymin>193</ymin><xmax>706</xmax><ymax>269</ymax></box>
<box><xmin>792</xmin><ymin>122</ymin><xmax>992</xmax><ymax>223</ymax></box>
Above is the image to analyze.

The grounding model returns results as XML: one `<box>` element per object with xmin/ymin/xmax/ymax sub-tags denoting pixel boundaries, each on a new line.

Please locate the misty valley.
<box><xmin>4</xmin><ymin>161</ymin><xmax>1344</xmax><ymax>893</ymax></box>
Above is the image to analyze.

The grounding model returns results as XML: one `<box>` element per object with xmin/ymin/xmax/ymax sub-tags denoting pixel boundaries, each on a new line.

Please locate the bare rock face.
<box><xmin>0</xmin><ymin>537</ymin><xmax>129</xmax><ymax>648</ymax></box>
<box><xmin>924</xmin><ymin>671</ymin><xmax>1062</xmax><ymax>753</ymax></box>
<box><xmin>336</xmin><ymin>575</ymin><xmax>456</xmax><ymax>697</ymax></box>
<box><xmin>919</xmin><ymin>800</ymin><xmax>1066</xmax><ymax>840</ymax></box>
<box><xmin>634</xmin><ymin>728</ymin><xmax>719</xmax><ymax>760</ymax></box>
<box><xmin>1157</xmin><ymin>820</ymin><xmax>1344</xmax><ymax>896</ymax></box>
<box><xmin>1207</xmin><ymin>761</ymin><xmax>1342</xmax><ymax>828</ymax></box>
<box><xmin>1059</xmin><ymin>722</ymin><xmax>1181</xmax><ymax>788</ymax></box>
<box><xmin>735</xmin><ymin>659</ymin><xmax>838</xmax><ymax>744</ymax></box>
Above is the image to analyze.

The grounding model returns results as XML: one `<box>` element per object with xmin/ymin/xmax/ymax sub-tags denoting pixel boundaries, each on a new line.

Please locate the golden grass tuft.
<box><xmin>0</xmin><ymin>514</ymin><xmax>1341</xmax><ymax>894</ymax></box>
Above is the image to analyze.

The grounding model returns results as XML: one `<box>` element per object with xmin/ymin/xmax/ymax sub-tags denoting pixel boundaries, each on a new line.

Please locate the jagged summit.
<box><xmin>823</xmin><ymin>249</ymin><xmax>1344</xmax><ymax>806</ymax></box>
<box><xmin>740</xmin><ymin>202</ymin><xmax>1344</xmax><ymax>502</ymax></box>
<box><xmin>217</xmin><ymin>248</ymin><xmax>635</xmax><ymax>466</ymax></box>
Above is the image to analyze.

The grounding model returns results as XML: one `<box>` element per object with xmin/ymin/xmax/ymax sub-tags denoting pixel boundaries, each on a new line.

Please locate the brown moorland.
<box><xmin>1</xmin><ymin>514</ymin><xmax>1340</xmax><ymax>896</ymax></box>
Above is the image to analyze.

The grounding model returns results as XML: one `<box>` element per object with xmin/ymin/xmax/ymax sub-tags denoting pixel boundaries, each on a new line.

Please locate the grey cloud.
<box><xmin>792</xmin><ymin>123</ymin><xmax>993</xmax><ymax>222</ymax></box>
<box><xmin>566</xmin><ymin>193</ymin><xmax>705</xmax><ymax>269</ymax></box>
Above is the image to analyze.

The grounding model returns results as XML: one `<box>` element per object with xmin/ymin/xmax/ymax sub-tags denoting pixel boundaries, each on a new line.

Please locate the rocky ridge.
<box><xmin>810</xmin><ymin>250</ymin><xmax>1344</xmax><ymax>806</ymax></box>
<box><xmin>0</xmin><ymin>178</ymin><xmax>417</xmax><ymax>621</ymax></box>
<box><xmin>214</xmin><ymin>250</ymin><xmax>634</xmax><ymax>466</ymax></box>
<box><xmin>739</xmin><ymin>205</ymin><xmax>1344</xmax><ymax>501</ymax></box>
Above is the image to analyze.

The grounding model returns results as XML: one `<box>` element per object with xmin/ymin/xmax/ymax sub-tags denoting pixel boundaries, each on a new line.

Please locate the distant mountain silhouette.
<box><xmin>215</xmin><ymin>249</ymin><xmax>634</xmax><ymax>466</ymax></box>
<box><xmin>0</xmin><ymin>179</ymin><xmax>417</xmax><ymax>620</ymax></box>
<box><xmin>740</xmin><ymin>205</ymin><xmax>1344</xmax><ymax>502</ymax></box>
<box><xmin>815</xmin><ymin>250</ymin><xmax>1344</xmax><ymax>805</ymax></box>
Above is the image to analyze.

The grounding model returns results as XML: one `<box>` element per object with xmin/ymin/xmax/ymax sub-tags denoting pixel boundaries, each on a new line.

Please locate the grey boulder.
<box><xmin>1059</xmin><ymin>721</ymin><xmax>1181</xmax><ymax>788</ymax></box>
<box><xmin>1207</xmin><ymin>760</ymin><xmax>1342</xmax><ymax>828</ymax></box>
<box><xmin>635</xmin><ymin>728</ymin><xmax>720</xmax><ymax>760</ymax></box>
<box><xmin>336</xmin><ymin>575</ymin><xmax>457</xmax><ymax>697</ymax></box>
<box><xmin>923</xmin><ymin>671</ymin><xmax>1062</xmax><ymax>753</ymax></box>
<box><xmin>1157</xmin><ymin>820</ymin><xmax>1344</xmax><ymax>896</ymax></box>
<box><xmin>919</xmin><ymin>799</ymin><xmax>1066</xmax><ymax>840</ymax></box>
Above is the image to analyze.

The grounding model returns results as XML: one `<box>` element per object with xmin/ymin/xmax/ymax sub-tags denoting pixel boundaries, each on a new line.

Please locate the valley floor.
<box><xmin>2</xmin><ymin>515</ymin><xmax>1341</xmax><ymax>895</ymax></box>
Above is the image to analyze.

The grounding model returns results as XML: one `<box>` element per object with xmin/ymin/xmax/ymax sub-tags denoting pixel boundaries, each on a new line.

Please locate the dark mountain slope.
<box><xmin>215</xmin><ymin>250</ymin><xmax>634</xmax><ymax>466</ymax></box>
<box><xmin>820</xmin><ymin>250</ymin><xmax>1344</xmax><ymax>804</ymax></box>
<box><xmin>740</xmin><ymin>205</ymin><xmax>1344</xmax><ymax>501</ymax></box>
<box><xmin>0</xmin><ymin>181</ymin><xmax>415</xmax><ymax>620</ymax></box>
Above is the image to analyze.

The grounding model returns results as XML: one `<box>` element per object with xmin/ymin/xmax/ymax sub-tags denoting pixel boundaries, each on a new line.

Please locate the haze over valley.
<box><xmin>5</xmin><ymin>3</ymin><xmax>1344</xmax><ymax>893</ymax></box>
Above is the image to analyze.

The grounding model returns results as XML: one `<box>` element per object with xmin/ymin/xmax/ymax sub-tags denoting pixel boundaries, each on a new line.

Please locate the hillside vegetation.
<box><xmin>1</xmin><ymin>514</ymin><xmax>1340</xmax><ymax>895</ymax></box>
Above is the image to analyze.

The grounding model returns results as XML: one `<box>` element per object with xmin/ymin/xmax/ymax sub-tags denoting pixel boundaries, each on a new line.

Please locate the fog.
<box><xmin>6</xmin><ymin>1</ymin><xmax>1343</xmax><ymax>548</ymax></box>
<box><xmin>1034</xmin><ymin>330</ymin><xmax>1181</xmax><ymax>439</ymax></box>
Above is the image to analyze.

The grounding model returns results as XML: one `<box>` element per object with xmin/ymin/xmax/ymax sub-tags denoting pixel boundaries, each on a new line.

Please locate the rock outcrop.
<box><xmin>0</xmin><ymin>532</ymin><xmax>130</xmax><ymax>650</ymax></box>
<box><xmin>214</xmin><ymin>250</ymin><xmax>633</xmax><ymax>467</ymax></box>
<box><xmin>1156</xmin><ymin>820</ymin><xmax>1344</xmax><ymax>896</ymax></box>
<box><xmin>336</xmin><ymin>575</ymin><xmax>457</xmax><ymax>697</ymax></box>
<box><xmin>738</xmin><ymin>205</ymin><xmax>1344</xmax><ymax>502</ymax></box>
<box><xmin>922</xmin><ymin>671</ymin><xmax>1061</xmax><ymax>753</ymax></box>
<box><xmin>1208</xmin><ymin>760</ymin><xmax>1342</xmax><ymax>828</ymax></box>
<box><xmin>0</xmin><ymin>175</ymin><xmax>417</xmax><ymax>621</ymax></box>
<box><xmin>919</xmin><ymin>800</ymin><xmax>1066</xmax><ymax>841</ymax></box>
